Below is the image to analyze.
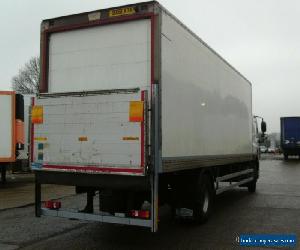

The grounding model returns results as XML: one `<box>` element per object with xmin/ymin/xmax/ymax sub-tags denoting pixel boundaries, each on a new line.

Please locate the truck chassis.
<box><xmin>35</xmin><ymin>160</ymin><xmax>258</xmax><ymax>232</ymax></box>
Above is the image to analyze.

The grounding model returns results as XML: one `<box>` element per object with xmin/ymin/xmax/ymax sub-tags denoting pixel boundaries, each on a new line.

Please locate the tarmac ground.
<box><xmin>0</xmin><ymin>155</ymin><xmax>299</xmax><ymax>250</ymax></box>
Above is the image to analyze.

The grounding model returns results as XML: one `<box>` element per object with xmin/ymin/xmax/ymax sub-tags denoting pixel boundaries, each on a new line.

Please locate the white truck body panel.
<box><xmin>0</xmin><ymin>94</ymin><xmax>13</xmax><ymax>160</ymax></box>
<box><xmin>48</xmin><ymin>19</ymin><xmax>151</xmax><ymax>93</ymax></box>
<box><xmin>34</xmin><ymin>91</ymin><xmax>145</xmax><ymax>172</ymax></box>
<box><xmin>161</xmin><ymin>11</ymin><xmax>252</xmax><ymax>158</ymax></box>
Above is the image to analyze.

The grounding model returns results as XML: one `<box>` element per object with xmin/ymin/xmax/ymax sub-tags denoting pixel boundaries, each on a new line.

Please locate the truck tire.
<box><xmin>193</xmin><ymin>174</ymin><xmax>214</xmax><ymax>224</ymax></box>
<box><xmin>99</xmin><ymin>193</ymin><xmax>114</xmax><ymax>214</ymax></box>
<box><xmin>247</xmin><ymin>180</ymin><xmax>257</xmax><ymax>193</ymax></box>
<box><xmin>99</xmin><ymin>190</ymin><xmax>143</xmax><ymax>214</ymax></box>
<box><xmin>99</xmin><ymin>190</ymin><xmax>126</xmax><ymax>214</ymax></box>
<box><xmin>247</xmin><ymin>160</ymin><xmax>258</xmax><ymax>193</ymax></box>
<box><xmin>1</xmin><ymin>166</ymin><xmax>6</xmax><ymax>184</ymax></box>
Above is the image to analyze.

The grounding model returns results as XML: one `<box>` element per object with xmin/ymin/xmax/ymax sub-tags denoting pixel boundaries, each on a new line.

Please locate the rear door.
<box><xmin>282</xmin><ymin>118</ymin><xmax>300</xmax><ymax>142</ymax></box>
<box><xmin>33</xmin><ymin>18</ymin><xmax>151</xmax><ymax>175</ymax></box>
<box><xmin>47</xmin><ymin>19</ymin><xmax>151</xmax><ymax>93</ymax></box>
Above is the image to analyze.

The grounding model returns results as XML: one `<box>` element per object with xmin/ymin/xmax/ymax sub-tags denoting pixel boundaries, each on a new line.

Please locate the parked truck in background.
<box><xmin>32</xmin><ymin>1</ymin><xmax>266</xmax><ymax>232</ymax></box>
<box><xmin>0</xmin><ymin>91</ymin><xmax>24</xmax><ymax>183</ymax></box>
<box><xmin>281</xmin><ymin>117</ymin><xmax>300</xmax><ymax>160</ymax></box>
<box><xmin>12</xmin><ymin>94</ymin><xmax>35</xmax><ymax>172</ymax></box>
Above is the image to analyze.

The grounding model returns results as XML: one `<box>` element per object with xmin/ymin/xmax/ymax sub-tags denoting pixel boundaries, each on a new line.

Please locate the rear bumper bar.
<box><xmin>41</xmin><ymin>208</ymin><xmax>152</xmax><ymax>228</ymax></box>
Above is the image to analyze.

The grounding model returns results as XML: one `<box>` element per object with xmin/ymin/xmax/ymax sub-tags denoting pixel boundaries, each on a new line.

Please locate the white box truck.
<box><xmin>0</xmin><ymin>91</ymin><xmax>24</xmax><ymax>183</ymax></box>
<box><xmin>32</xmin><ymin>1</ymin><xmax>266</xmax><ymax>232</ymax></box>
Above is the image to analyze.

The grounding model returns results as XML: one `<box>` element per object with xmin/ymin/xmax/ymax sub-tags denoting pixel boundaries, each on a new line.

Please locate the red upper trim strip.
<box><xmin>40</xmin><ymin>33</ymin><xmax>48</xmax><ymax>93</ymax></box>
<box><xmin>150</xmin><ymin>15</ymin><xmax>155</xmax><ymax>86</ymax></box>
<box><xmin>47</xmin><ymin>13</ymin><xmax>154</xmax><ymax>34</ymax></box>
<box><xmin>0</xmin><ymin>91</ymin><xmax>15</xmax><ymax>95</ymax></box>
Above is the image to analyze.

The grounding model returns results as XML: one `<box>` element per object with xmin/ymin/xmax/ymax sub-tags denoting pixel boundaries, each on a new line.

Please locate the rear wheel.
<box><xmin>99</xmin><ymin>190</ymin><xmax>126</xmax><ymax>214</ymax></box>
<box><xmin>247</xmin><ymin>180</ymin><xmax>257</xmax><ymax>193</ymax></box>
<box><xmin>0</xmin><ymin>165</ymin><xmax>6</xmax><ymax>184</ymax></box>
<box><xmin>99</xmin><ymin>190</ymin><xmax>147</xmax><ymax>214</ymax></box>
<box><xmin>193</xmin><ymin>174</ymin><xmax>214</xmax><ymax>224</ymax></box>
<box><xmin>247</xmin><ymin>160</ymin><xmax>258</xmax><ymax>193</ymax></box>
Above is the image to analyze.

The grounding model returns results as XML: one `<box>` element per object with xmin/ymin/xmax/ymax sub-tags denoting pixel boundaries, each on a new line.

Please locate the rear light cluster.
<box><xmin>129</xmin><ymin>210</ymin><xmax>150</xmax><ymax>219</ymax></box>
<box><xmin>43</xmin><ymin>200</ymin><xmax>150</xmax><ymax>219</ymax></box>
<box><xmin>44</xmin><ymin>201</ymin><xmax>61</xmax><ymax>209</ymax></box>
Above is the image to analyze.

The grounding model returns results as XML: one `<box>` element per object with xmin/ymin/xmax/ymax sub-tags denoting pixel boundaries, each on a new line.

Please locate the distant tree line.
<box><xmin>12</xmin><ymin>56</ymin><xmax>40</xmax><ymax>94</ymax></box>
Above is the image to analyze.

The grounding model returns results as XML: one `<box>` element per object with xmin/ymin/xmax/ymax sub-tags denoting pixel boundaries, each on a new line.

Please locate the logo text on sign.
<box><xmin>109</xmin><ymin>7</ymin><xmax>136</xmax><ymax>17</ymax></box>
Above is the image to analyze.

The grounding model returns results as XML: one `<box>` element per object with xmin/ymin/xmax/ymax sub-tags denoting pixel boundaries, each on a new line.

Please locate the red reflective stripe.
<box><xmin>43</xmin><ymin>164</ymin><xmax>144</xmax><ymax>173</ymax></box>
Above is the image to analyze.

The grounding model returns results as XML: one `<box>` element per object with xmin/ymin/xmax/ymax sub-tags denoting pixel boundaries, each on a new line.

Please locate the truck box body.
<box><xmin>281</xmin><ymin>117</ymin><xmax>300</xmax><ymax>158</ymax></box>
<box><xmin>33</xmin><ymin>1</ymin><xmax>259</xmax><ymax>232</ymax></box>
<box><xmin>33</xmin><ymin>2</ymin><xmax>253</xmax><ymax>174</ymax></box>
<box><xmin>0</xmin><ymin>92</ymin><xmax>15</xmax><ymax>162</ymax></box>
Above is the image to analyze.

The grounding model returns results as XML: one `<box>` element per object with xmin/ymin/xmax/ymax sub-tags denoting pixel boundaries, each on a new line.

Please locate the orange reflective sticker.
<box><xmin>129</xmin><ymin>101</ymin><xmax>144</xmax><ymax>122</ymax></box>
<box><xmin>78</xmin><ymin>136</ymin><xmax>88</xmax><ymax>142</ymax></box>
<box><xmin>32</xmin><ymin>106</ymin><xmax>43</xmax><ymax>124</ymax></box>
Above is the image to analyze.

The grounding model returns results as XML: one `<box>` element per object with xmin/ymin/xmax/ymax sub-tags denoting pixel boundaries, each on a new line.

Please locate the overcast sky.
<box><xmin>1</xmin><ymin>0</ymin><xmax>300</xmax><ymax>132</ymax></box>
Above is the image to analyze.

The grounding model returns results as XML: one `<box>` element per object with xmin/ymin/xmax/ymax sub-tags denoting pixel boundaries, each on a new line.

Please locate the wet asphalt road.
<box><xmin>0</xmin><ymin>156</ymin><xmax>299</xmax><ymax>250</ymax></box>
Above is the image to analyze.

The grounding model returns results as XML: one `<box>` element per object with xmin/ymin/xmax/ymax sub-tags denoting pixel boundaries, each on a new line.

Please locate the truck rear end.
<box><xmin>281</xmin><ymin>117</ymin><xmax>300</xmax><ymax>160</ymax></box>
<box><xmin>33</xmin><ymin>2</ymin><xmax>158</xmax><ymax>231</ymax></box>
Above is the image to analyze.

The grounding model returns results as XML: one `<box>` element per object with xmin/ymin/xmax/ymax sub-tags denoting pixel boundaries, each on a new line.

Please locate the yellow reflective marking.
<box><xmin>78</xmin><ymin>136</ymin><xmax>88</xmax><ymax>142</ymax></box>
<box><xmin>122</xmin><ymin>136</ymin><xmax>139</xmax><ymax>141</ymax></box>
<box><xmin>34</xmin><ymin>137</ymin><xmax>47</xmax><ymax>141</ymax></box>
